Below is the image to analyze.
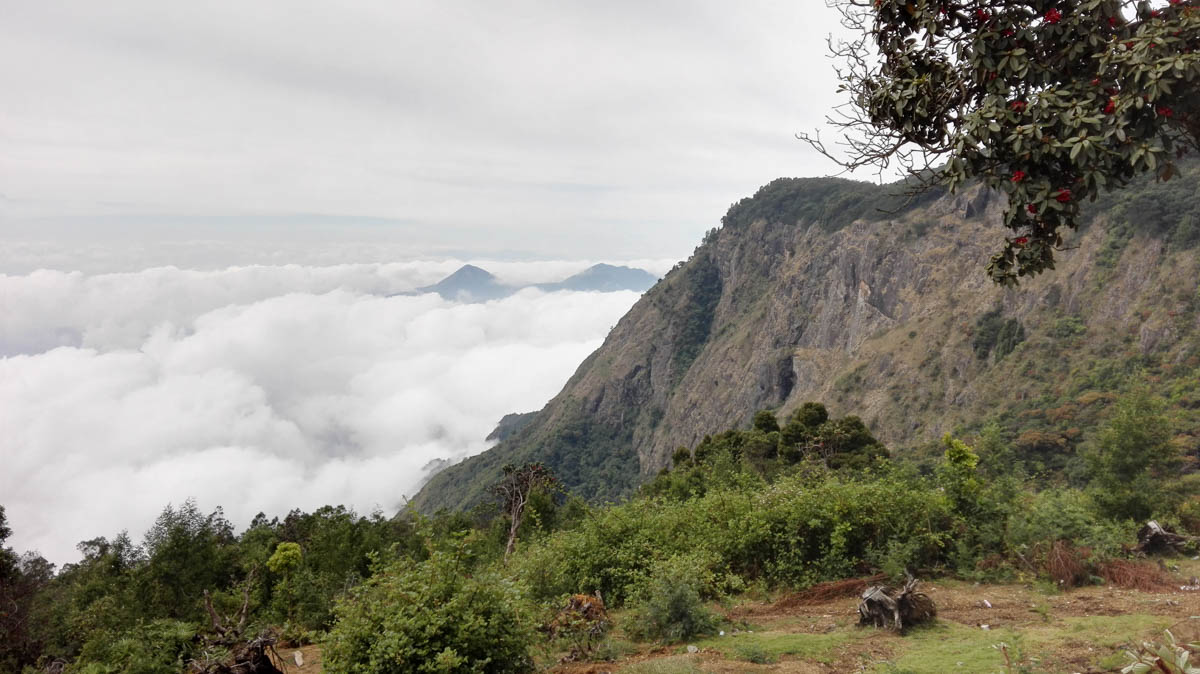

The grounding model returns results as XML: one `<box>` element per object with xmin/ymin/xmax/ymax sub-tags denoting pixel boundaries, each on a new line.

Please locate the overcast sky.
<box><xmin>0</xmin><ymin>2</ymin><xmax>864</xmax><ymax>563</ymax></box>
<box><xmin>0</xmin><ymin>0</ymin><xmax>851</xmax><ymax>263</ymax></box>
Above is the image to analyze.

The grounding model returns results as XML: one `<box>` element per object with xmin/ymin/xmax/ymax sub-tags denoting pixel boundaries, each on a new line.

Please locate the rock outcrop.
<box><xmin>414</xmin><ymin>172</ymin><xmax>1200</xmax><ymax>512</ymax></box>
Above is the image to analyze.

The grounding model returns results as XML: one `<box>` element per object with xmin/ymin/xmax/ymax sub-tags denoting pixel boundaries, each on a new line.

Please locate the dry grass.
<box><xmin>1042</xmin><ymin>540</ymin><xmax>1092</xmax><ymax>588</ymax></box>
<box><xmin>775</xmin><ymin>574</ymin><xmax>888</xmax><ymax>609</ymax></box>
<box><xmin>1097</xmin><ymin>559</ymin><xmax>1179</xmax><ymax>591</ymax></box>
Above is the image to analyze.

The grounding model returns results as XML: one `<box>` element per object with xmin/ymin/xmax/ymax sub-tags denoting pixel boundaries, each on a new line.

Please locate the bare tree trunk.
<box><xmin>504</xmin><ymin>494</ymin><xmax>527</xmax><ymax>562</ymax></box>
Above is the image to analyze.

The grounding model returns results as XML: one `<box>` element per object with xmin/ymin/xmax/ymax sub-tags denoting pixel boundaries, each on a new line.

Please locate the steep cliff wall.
<box><xmin>413</xmin><ymin>172</ymin><xmax>1200</xmax><ymax>512</ymax></box>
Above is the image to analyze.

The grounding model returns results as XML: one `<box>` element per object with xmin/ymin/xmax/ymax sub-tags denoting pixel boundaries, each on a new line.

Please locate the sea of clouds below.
<box><xmin>0</xmin><ymin>255</ymin><xmax>675</xmax><ymax>564</ymax></box>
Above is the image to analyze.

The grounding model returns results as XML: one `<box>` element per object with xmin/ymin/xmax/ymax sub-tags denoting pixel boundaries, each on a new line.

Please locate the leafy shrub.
<box><xmin>1050</xmin><ymin>316</ymin><xmax>1087</xmax><ymax>339</ymax></box>
<box><xmin>622</xmin><ymin>556</ymin><xmax>721</xmax><ymax>644</ymax></box>
<box><xmin>514</xmin><ymin>467</ymin><xmax>952</xmax><ymax>602</ymax></box>
<box><xmin>324</xmin><ymin>541</ymin><xmax>534</xmax><ymax>673</ymax></box>
<box><xmin>1006</xmin><ymin>489</ymin><xmax>1130</xmax><ymax>564</ymax></box>
<box><xmin>735</xmin><ymin>643</ymin><xmax>776</xmax><ymax>664</ymax></box>
<box><xmin>70</xmin><ymin>620</ymin><xmax>196</xmax><ymax>674</ymax></box>
<box><xmin>972</xmin><ymin>308</ymin><xmax>1025</xmax><ymax>361</ymax></box>
<box><xmin>1121</xmin><ymin>630</ymin><xmax>1200</xmax><ymax>674</ymax></box>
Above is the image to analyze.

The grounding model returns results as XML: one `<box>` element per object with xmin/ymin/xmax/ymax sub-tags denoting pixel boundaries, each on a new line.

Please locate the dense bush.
<box><xmin>972</xmin><ymin>308</ymin><xmax>1025</xmax><ymax>362</ymax></box>
<box><xmin>1084</xmin><ymin>389</ymin><xmax>1182</xmax><ymax>522</ymax></box>
<box><xmin>622</xmin><ymin>555</ymin><xmax>721</xmax><ymax>644</ymax></box>
<box><xmin>69</xmin><ymin>619</ymin><xmax>197</xmax><ymax>674</ymax></box>
<box><xmin>514</xmin><ymin>466</ymin><xmax>953</xmax><ymax>603</ymax></box>
<box><xmin>324</xmin><ymin>541</ymin><xmax>535</xmax><ymax>674</ymax></box>
<box><xmin>1006</xmin><ymin>489</ymin><xmax>1131</xmax><ymax>560</ymax></box>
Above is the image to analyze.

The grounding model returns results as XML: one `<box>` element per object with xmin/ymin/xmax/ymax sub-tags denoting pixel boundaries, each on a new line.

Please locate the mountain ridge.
<box><xmin>414</xmin><ymin>171</ymin><xmax>1200</xmax><ymax>513</ymax></box>
<box><xmin>411</xmin><ymin>263</ymin><xmax>658</xmax><ymax>302</ymax></box>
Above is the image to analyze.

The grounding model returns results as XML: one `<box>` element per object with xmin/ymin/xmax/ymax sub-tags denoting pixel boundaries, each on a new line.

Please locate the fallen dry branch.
<box><xmin>777</xmin><ymin>574</ymin><xmax>888</xmax><ymax>609</ymax></box>
<box><xmin>857</xmin><ymin>577</ymin><xmax>937</xmax><ymax>632</ymax></box>
<box><xmin>1044</xmin><ymin>540</ymin><xmax>1091</xmax><ymax>588</ymax></box>
<box><xmin>1097</xmin><ymin>559</ymin><xmax>1178</xmax><ymax>592</ymax></box>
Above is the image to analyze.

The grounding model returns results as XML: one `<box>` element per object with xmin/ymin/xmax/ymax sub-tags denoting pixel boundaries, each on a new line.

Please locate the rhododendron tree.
<box><xmin>804</xmin><ymin>0</ymin><xmax>1200</xmax><ymax>284</ymax></box>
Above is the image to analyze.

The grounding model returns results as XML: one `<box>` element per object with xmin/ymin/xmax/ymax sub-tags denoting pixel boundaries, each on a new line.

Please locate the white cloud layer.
<box><xmin>0</xmin><ymin>260</ymin><xmax>646</xmax><ymax>564</ymax></box>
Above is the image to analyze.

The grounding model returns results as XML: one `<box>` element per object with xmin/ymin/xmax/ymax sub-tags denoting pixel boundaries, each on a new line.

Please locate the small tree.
<box><xmin>1085</xmin><ymin>388</ymin><xmax>1180</xmax><ymax>520</ymax></box>
<box><xmin>493</xmin><ymin>463</ymin><xmax>560</xmax><ymax>561</ymax></box>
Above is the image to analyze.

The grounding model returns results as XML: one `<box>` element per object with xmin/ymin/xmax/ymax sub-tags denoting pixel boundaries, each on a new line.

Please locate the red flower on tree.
<box><xmin>1028</xmin><ymin>204</ymin><xmax>1038</xmax><ymax>214</ymax></box>
<box><xmin>1013</xmin><ymin>237</ymin><xmax>1029</xmax><ymax>245</ymax></box>
<box><xmin>1012</xmin><ymin>170</ymin><xmax>1027</xmax><ymax>182</ymax></box>
<box><xmin>1010</xmin><ymin>100</ymin><xmax>1027</xmax><ymax>112</ymax></box>
<box><xmin>1055</xmin><ymin>188</ymin><xmax>1072</xmax><ymax>203</ymax></box>
<box><xmin>1002</xmin><ymin>28</ymin><xmax>1016</xmax><ymax>37</ymax></box>
<box><xmin>1158</xmin><ymin>106</ymin><xmax>1174</xmax><ymax>117</ymax></box>
<box><xmin>1104</xmin><ymin>98</ymin><xmax>1116</xmax><ymax>114</ymax></box>
<box><xmin>1045</xmin><ymin>8</ymin><xmax>1063</xmax><ymax>23</ymax></box>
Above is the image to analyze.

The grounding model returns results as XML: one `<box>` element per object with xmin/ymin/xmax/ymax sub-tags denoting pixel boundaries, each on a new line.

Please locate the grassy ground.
<box><xmin>289</xmin><ymin>561</ymin><xmax>1200</xmax><ymax>673</ymax></box>
<box><xmin>551</xmin><ymin>560</ymin><xmax>1200</xmax><ymax>674</ymax></box>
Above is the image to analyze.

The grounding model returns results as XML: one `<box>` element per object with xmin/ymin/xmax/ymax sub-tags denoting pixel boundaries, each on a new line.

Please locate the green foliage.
<box><xmin>622</xmin><ymin>556</ymin><xmax>721</xmax><ymax>644</ymax></box>
<box><xmin>752</xmin><ymin>410</ymin><xmax>780</xmax><ymax>433</ymax></box>
<box><xmin>821</xmin><ymin>0</ymin><xmax>1200</xmax><ymax>283</ymax></box>
<box><xmin>1084</xmin><ymin>389</ymin><xmax>1181</xmax><ymax>521</ymax></box>
<box><xmin>1122</xmin><ymin>630</ymin><xmax>1200</xmax><ymax>674</ymax></box>
<box><xmin>973</xmin><ymin>308</ymin><xmax>1026</xmax><ymax>362</ymax></box>
<box><xmin>670</xmin><ymin>254</ymin><xmax>722</xmax><ymax>382</ymax></box>
<box><xmin>515</xmin><ymin>466</ymin><xmax>952</xmax><ymax>603</ymax></box>
<box><xmin>1006</xmin><ymin>489</ymin><xmax>1130</xmax><ymax>560</ymax></box>
<box><xmin>1050</xmin><ymin>316</ymin><xmax>1087</xmax><ymax>339</ymax></box>
<box><xmin>139</xmin><ymin>500</ymin><xmax>238</xmax><ymax>621</ymax></box>
<box><xmin>645</xmin><ymin>404</ymin><xmax>888</xmax><ymax>499</ymax></box>
<box><xmin>69</xmin><ymin>619</ymin><xmax>196</xmax><ymax>674</ymax></box>
<box><xmin>734</xmin><ymin>644</ymin><xmax>776</xmax><ymax>664</ymax></box>
<box><xmin>938</xmin><ymin>434</ymin><xmax>982</xmax><ymax>516</ymax></box>
<box><xmin>267</xmin><ymin>542</ymin><xmax>302</xmax><ymax>576</ymax></box>
<box><xmin>719</xmin><ymin>176</ymin><xmax>944</xmax><ymax>233</ymax></box>
<box><xmin>324</xmin><ymin>538</ymin><xmax>534</xmax><ymax>674</ymax></box>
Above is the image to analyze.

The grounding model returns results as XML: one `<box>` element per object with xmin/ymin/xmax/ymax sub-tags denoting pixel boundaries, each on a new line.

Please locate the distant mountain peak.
<box><xmin>537</xmin><ymin>264</ymin><xmax>658</xmax><ymax>294</ymax></box>
<box><xmin>445</xmin><ymin>264</ymin><xmax>495</xmax><ymax>280</ymax></box>
<box><xmin>416</xmin><ymin>264</ymin><xmax>508</xmax><ymax>301</ymax></box>
<box><xmin>410</xmin><ymin>262</ymin><xmax>659</xmax><ymax>302</ymax></box>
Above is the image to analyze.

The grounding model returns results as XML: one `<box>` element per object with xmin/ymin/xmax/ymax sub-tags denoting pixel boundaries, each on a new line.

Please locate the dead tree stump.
<box><xmin>857</xmin><ymin>577</ymin><xmax>936</xmax><ymax>631</ymax></box>
<box><xmin>188</xmin><ymin>582</ymin><xmax>284</xmax><ymax>674</ymax></box>
<box><xmin>1136</xmin><ymin>520</ymin><xmax>1199</xmax><ymax>555</ymax></box>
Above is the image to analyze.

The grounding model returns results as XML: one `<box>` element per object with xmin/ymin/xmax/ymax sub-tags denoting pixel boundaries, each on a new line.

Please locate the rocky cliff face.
<box><xmin>413</xmin><ymin>173</ymin><xmax>1200</xmax><ymax>513</ymax></box>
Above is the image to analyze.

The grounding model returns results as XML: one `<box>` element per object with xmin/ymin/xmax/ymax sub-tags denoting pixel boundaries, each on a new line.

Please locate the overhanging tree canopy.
<box><xmin>805</xmin><ymin>0</ymin><xmax>1200</xmax><ymax>284</ymax></box>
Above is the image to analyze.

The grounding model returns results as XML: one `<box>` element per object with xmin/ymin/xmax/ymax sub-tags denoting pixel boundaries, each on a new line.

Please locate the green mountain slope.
<box><xmin>413</xmin><ymin>169</ymin><xmax>1200</xmax><ymax>512</ymax></box>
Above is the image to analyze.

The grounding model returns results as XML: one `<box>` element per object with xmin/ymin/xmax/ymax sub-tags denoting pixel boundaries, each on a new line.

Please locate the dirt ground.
<box><xmin>271</xmin><ymin>562</ymin><xmax>1200</xmax><ymax>673</ymax></box>
<box><xmin>554</xmin><ymin>562</ymin><xmax>1200</xmax><ymax>673</ymax></box>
